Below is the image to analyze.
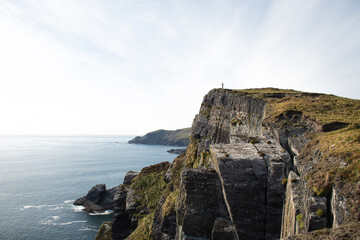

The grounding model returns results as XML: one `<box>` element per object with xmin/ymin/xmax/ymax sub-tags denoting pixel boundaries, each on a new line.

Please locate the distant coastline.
<box><xmin>128</xmin><ymin>128</ymin><xmax>191</xmax><ymax>146</ymax></box>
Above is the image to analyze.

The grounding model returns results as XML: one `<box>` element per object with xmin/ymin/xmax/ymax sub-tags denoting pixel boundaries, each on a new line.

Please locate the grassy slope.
<box><xmin>126</xmin><ymin>154</ymin><xmax>185</xmax><ymax>240</ymax></box>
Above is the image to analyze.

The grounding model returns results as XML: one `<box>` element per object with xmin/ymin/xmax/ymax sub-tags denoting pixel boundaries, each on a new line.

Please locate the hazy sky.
<box><xmin>0</xmin><ymin>0</ymin><xmax>359</xmax><ymax>135</ymax></box>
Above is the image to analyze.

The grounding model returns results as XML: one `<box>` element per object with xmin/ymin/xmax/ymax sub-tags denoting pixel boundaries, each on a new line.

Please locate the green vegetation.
<box><xmin>281</xmin><ymin>177</ymin><xmax>288</xmax><ymax>186</ymax></box>
<box><xmin>230</xmin><ymin>118</ymin><xmax>242</xmax><ymax>126</ymax></box>
<box><xmin>127</xmin><ymin>154</ymin><xmax>185</xmax><ymax>239</ymax></box>
<box><xmin>247</xmin><ymin>136</ymin><xmax>261</xmax><ymax>144</ymax></box>
<box><xmin>316</xmin><ymin>209</ymin><xmax>326</xmax><ymax>218</ymax></box>
<box><xmin>200</xmin><ymin>103</ymin><xmax>212</xmax><ymax>119</ymax></box>
<box><xmin>173</xmin><ymin>128</ymin><xmax>192</xmax><ymax>141</ymax></box>
<box><xmin>299</xmin><ymin>222</ymin><xmax>304</xmax><ymax>230</ymax></box>
<box><xmin>185</xmin><ymin>134</ymin><xmax>200</xmax><ymax>168</ymax></box>
<box><xmin>162</xmin><ymin>190</ymin><xmax>178</xmax><ymax>218</ymax></box>
<box><xmin>313</xmin><ymin>185</ymin><xmax>332</xmax><ymax>197</ymax></box>
<box><xmin>95</xmin><ymin>222</ymin><xmax>112</xmax><ymax>240</ymax></box>
<box><xmin>200</xmin><ymin>150</ymin><xmax>212</xmax><ymax>168</ymax></box>
<box><xmin>296</xmin><ymin>214</ymin><xmax>304</xmax><ymax>229</ymax></box>
<box><xmin>127</xmin><ymin>213</ymin><xmax>155</xmax><ymax>240</ymax></box>
<box><xmin>131</xmin><ymin>164</ymin><xmax>169</xmax><ymax>215</ymax></box>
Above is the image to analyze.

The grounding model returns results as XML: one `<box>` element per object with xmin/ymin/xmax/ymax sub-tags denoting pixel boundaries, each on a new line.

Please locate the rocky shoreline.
<box><xmin>74</xmin><ymin>171</ymin><xmax>139</xmax><ymax>213</ymax></box>
<box><xmin>76</xmin><ymin>88</ymin><xmax>360</xmax><ymax>240</ymax></box>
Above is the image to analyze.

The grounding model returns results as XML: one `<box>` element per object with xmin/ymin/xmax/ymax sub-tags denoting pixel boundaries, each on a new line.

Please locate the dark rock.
<box><xmin>123</xmin><ymin>171</ymin><xmax>139</xmax><ymax>185</ymax></box>
<box><xmin>98</xmin><ymin>88</ymin><xmax>360</xmax><ymax>240</ymax></box>
<box><xmin>308</xmin><ymin>196</ymin><xmax>327</xmax><ymax>231</ymax></box>
<box><xmin>73</xmin><ymin>196</ymin><xmax>85</xmax><ymax>206</ymax></box>
<box><xmin>176</xmin><ymin>168</ymin><xmax>230</xmax><ymax>239</ymax></box>
<box><xmin>86</xmin><ymin>184</ymin><xmax>106</xmax><ymax>204</ymax></box>
<box><xmin>167</xmin><ymin>148</ymin><xmax>187</xmax><ymax>154</ymax></box>
<box><xmin>211</xmin><ymin>218</ymin><xmax>238</xmax><ymax>240</ymax></box>
<box><xmin>151</xmin><ymin>197</ymin><xmax>177</xmax><ymax>240</ymax></box>
<box><xmin>321</xmin><ymin>122</ymin><xmax>349</xmax><ymax>132</ymax></box>
<box><xmin>112</xmin><ymin>186</ymin><xmax>132</xmax><ymax>240</ymax></box>
<box><xmin>74</xmin><ymin>184</ymin><xmax>117</xmax><ymax>213</ymax></box>
<box><xmin>209</xmin><ymin>142</ymin><xmax>289</xmax><ymax>240</ymax></box>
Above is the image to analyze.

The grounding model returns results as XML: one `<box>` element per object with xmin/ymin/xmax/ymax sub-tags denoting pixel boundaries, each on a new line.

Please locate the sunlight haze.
<box><xmin>0</xmin><ymin>0</ymin><xmax>359</xmax><ymax>135</ymax></box>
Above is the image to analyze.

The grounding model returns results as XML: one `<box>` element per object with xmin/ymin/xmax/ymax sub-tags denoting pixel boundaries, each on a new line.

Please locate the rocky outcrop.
<box><xmin>167</xmin><ymin>148</ymin><xmax>187</xmax><ymax>154</ymax></box>
<box><xmin>112</xmin><ymin>186</ymin><xmax>133</xmax><ymax>239</ymax></box>
<box><xmin>112</xmin><ymin>171</ymin><xmax>139</xmax><ymax>240</ymax></box>
<box><xmin>177</xmin><ymin>89</ymin><xmax>359</xmax><ymax>239</ymax></box>
<box><xmin>151</xmin><ymin>197</ymin><xmax>177</xmax><ymax>240</ymax></box>
<box><xmin>74</xmin><ymin>184</ymin><xmax>117</xmax><ymax>212</ymax></box>
<box><xmin>95</xmin><ymin>221</ymin><xmax>112</xmax><ymax>240</ymax></box>
<box><xmin>128</xmin><ymin>128</ymin><xmax>191</xmax><ymax>146</ymax></box>
<box><xmin>176</xmin><ymin>168</ymin><xmax>230</xmax><ymax>239</ymax></box>
<box><xmin>95</xmin><ymin>88</ymin><xmax>360</xmax><ymax>240</ymax></box>
<box><xmin>175</xmin><ymin>139</ymin><xmax>290</xmax><ymax>240</ymax></box>
<box><xmin>123</xmin><ymin>171</ymin><xmax>139</xmax><ymax>185</ymax></box>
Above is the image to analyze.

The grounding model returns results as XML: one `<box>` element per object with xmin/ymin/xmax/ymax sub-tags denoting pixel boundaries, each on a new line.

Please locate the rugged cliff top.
<box><xmin>128</xmin><ymin>128</ymin><xmax>191</xmax><ymax>146</ymax></box>
<box><xmin>96</xmin><ymin>88</ymin><xmax>360</xmax><ymax>240</ymax></box>
<box><xmin>201</xmin><ymin>88</ymin><xmax>360</xmax><ymax>194</ymax></box>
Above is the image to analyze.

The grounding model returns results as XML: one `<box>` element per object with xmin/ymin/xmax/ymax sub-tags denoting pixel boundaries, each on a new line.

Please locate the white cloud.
<box><xmin>0</xmin><ymin>0</ymin><xmax>359</xmax><ymax>135</ymax></box>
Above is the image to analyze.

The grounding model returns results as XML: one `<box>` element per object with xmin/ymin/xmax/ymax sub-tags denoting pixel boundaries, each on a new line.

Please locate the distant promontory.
<box><xmin>128</xmin><ymin>128</ymin><xmax>191</xmax><ymax>146</ymax></box>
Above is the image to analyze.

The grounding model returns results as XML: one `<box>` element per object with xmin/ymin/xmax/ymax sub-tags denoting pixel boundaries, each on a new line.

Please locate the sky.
<box><xmin>0</xmin><ymin>0</ymin><xmax>359</xmax><ymax>135</ymax></box>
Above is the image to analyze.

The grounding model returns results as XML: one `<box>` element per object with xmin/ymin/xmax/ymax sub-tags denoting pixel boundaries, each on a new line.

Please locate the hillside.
<box><xmin>128</xmin><ymin>128</ymin><xmax>191</xmax><ymax>146</ymax></box>
<box><xmin>95</xmin><ymin>88</ymin><xmax>360</xmax><ymax>240</ymax></box>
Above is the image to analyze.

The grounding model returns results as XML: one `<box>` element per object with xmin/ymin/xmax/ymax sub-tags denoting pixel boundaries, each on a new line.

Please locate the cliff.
<box><xmin>128</xmin><ymin>128</ymin><xmax>191</xmax><ymax>146</ymax></box>
<box><xmin>95</xmin><ymin>88</ymin><xmax>360</xmax><ymax>240</ymax></box>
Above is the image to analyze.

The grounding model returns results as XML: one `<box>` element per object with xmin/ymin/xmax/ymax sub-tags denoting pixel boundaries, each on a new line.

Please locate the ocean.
<box><xmin>0</xmin><ymin>135</ymin><xmax>182</xmax><ymax>240</ymax></box>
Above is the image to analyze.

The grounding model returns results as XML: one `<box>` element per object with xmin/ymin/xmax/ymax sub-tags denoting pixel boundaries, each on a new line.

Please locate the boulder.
<box><xmin>74</xmin><ymin>184</ymin><xmax>117</xmax><ymax>213</ymax></box>
<box><xmin>123</xmin><ymin>171</ymin><xmax>139</xmax><ymax>185</ymax></box>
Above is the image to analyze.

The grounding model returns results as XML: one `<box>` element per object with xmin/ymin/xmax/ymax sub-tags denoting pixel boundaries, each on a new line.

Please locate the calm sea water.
<box><xmin>0</xmin><ymin>135</ymin><xmax>182</xmax><ymax>240</ymax></box>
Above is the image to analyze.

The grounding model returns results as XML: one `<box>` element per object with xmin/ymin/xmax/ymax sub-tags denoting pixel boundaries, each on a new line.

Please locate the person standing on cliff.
<box><xmin>221</xmin><ymin>82</ymin><xmax>224</xmax><ymax>89</ymax></box>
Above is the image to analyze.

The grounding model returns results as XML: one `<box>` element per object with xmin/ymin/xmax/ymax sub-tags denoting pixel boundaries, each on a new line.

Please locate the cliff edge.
<box><xmin>96</xmin><ymin>88</ymin><xmax>360</xmax><ymax>240</ymax></box>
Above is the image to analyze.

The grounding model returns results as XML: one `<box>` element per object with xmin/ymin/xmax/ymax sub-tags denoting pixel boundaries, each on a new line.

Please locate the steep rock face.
<box><xmin>96</xmin><ymin>88</ymin><xmax>360</xmax><ymax>240</ymax></box>
<box><xmin>177</xmin><ymin>88</ymin><xmax>360</xmax><ymax>239</ymax></box>
<box><xmin>178</xmin><ymin>90</ymin><xmax>292</xmax><ymax>239</ymax></box>
<box><xmin>190</xmin><ymin>90</ymin><xmax>266</xmax><ymax>156</ymax></box>
<box><xmin>112</xmin><ymin>171</ymin><xmax>139</xmax><ymax>240</ymax></box>
<box><xmin>182</xmin><ymin>140</ymin><xmax>290</xmax><ymax>240</ymax></box>
<box><xmin>151</xmin><ymin>196</ymin><xmax>177</xmax><ymax>240</ymax></box>
<box><xmin>176</xmin><ymin>168</ymin><xmax>231</xmax><ymax>240</ymax></box>
<box><xmin>112</xmin><ymin>187</ymin><xmax>133</xmax><ymax>240</ymax></box>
